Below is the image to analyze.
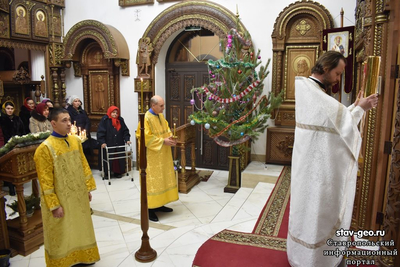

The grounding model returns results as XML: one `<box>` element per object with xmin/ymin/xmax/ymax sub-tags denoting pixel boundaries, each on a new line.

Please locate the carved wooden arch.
<box><xmin>272</xmin><ymin>1</ymin><xmax>334</xmax><ymax>41</ymax></box>
<box><xmin>142</xmin><ymin>1</ymin><xmax>246</xmax><ymax>65</ymax></box>
<box><xmin>266</xmin><ymin>1</ymin><xmax>334</xmax><ymax>165</ymax></box>
<box><xmin>134</xmin><ymin>0</ymin><xmax>248</xmax><ymax>110</ymax></box>
<box><xmin>62</xmin><ymin>20</ymin><xmax>130</xmax><ymax>135</ymax></box>
<box><xmin>62</xmin><ymin>19</ymin><xmax>129</xmax><ymax>71</ymax></box>
<box><xmin>271</xmin><ymin>0</ymin><xmax>334</xmax><ymax>124</ymax></box>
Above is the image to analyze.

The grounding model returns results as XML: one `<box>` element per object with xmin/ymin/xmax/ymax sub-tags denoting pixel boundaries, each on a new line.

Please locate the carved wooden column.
<box><xmin>379</xmin><ymin>1</ymin><xmax>400</xmax><ymax>266</ymax></box>
<box><xmin>351</xmin><ymin>0</ymin><xmax>395</xmax><ymax>235</ymax></box>
<box><xmin>191</xmin><ymin>142</ymin><xmax>196</xmax><ymax>171</ymax></box>
<box><xmin>180</xmin><ymin>144</ymin><xmax>186</xmax><ymax>177</ymax></box>
<box><xmin>51</xmin><ymin>68</ymin><xmax>60</xmax><ymax>107</ymax></box>
<box><xmin>60</xmin><ymin>68</ymin><xmax>66</xmax><ymax>104</ymax></box>
<box><xmin>15</xmin><ymin>185</ymin><xmax>27</xmax><ymax>232</ymax></box>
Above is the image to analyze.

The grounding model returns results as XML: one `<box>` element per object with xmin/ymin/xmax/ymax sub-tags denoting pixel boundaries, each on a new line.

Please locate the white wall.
<box><xmin>63</xmin><ymin>0</ymin><xmax>356</xmax><ymax>159</ymax></box>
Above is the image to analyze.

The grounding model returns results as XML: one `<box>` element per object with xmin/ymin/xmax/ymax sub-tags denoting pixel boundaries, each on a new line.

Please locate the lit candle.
<box><xmin>173</xmin><ymin>123</ymin><xmax>176</xmax><ymax>137</ymax></box>
<box><xmin>140</xmin><ymin>78</ymin><xmax>144</xmax><ymax>113</ymax></box>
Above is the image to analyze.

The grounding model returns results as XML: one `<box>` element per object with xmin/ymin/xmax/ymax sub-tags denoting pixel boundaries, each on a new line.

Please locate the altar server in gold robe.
<box><xmin>287</xmin><ymin>51</ymin><xmax>379</xmax><ymax>267</ymax></box>
<box><xmin>34</xmin><ymin>108</ymin><xmax>100</xmax><ymax>267</ymax></box>
<box><xmin>136</xmin><ymin>95</ymin><xmax>179</xmax><ymax>222</ymax></box>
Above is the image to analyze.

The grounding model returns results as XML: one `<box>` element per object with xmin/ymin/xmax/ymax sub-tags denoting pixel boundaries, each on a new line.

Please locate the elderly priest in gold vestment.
<box><xmin>34</xmin><ymin>108</ymin><xmax>100</xmax><ymax>267</ymax></box>
<box><xmin>136</xmin><ymin>95</ymin><xmax>179</xmax><ymax>222</ymax></box>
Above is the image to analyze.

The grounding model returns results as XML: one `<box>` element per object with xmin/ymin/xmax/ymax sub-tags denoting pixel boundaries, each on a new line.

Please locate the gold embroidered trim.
<box><xmin>253</xmin><ymin>166</ymin><xmax>291</xmax><ymax>236</ymax></box>
<box><xmin>211</xmin><ymin>230</ymin><xmax>287</xmax><ymax>251</ymax></box>
<box><xmin>45</xmin><ymin>244</ymin><xmax>99</xmax><ymax>266</ymax></box>
<box><xmin>296</xmin><ymin>122</ymin><xmax>338</xmax><ymax>134</ymax></box>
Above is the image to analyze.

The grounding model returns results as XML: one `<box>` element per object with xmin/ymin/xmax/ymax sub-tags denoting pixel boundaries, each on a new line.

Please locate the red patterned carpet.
<box><xmin>192</xmin><ymin>167</ymin><xmax>291</xmax><ymax>267</ymax></box>
<box><xmin>192</xmin><ymin>166</ymin><xmax>378</xmax><ymax>267</ymax></box>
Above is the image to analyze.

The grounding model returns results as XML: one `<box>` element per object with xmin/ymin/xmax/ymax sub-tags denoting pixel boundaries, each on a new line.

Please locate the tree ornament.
<box><xmin>238</xmin><ymin>70</ymin><xmax>242</xmax><ymax>74</ymax></box>
<box><xmin>190</xmin><ymin>120</ymin><xmax>195</xmax><ymax>125</ymax></box>
<box><xmin>240</xmin><ymin>132</ymin><xmax>244</xmax><ymax>136</ymax></box>
<box><xmin>205</xmin><ymin>123</ymin><xmax>210</xmax><ymax>129</ymax></box>
<box><xmin>190</xmin><ymin>99</ymin><xmax>195</xmax><ymax>105</ymax></box>
<box><xmin>212</xmin><ymin>110</ymin><xmax>218</xmax><ymax>117</ymax></box>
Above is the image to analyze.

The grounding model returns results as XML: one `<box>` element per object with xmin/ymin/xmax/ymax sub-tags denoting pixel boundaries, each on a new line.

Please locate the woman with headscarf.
<box><xmin>0</xmin><ymin>101</ymin><xmax>25</xmax><ymax>142</ymax></box>
<box><xmin>41</xmin><ymin>98</ymin><xmax>54</xmax><ymax>110</ymax></box>
<box><xmin>67</xmin><ymin>95</ymin><xmax>93</xmax><ymax>157</ymax></box>
<box><xmin>0</xmin><ymin>101</ymin><xmax>24</xmax><ymax>196</ymax></box>
<box><xmin>29</xmin><ymin>103</ymin><xmax>53</xmax><ymax>133</ymax></box>
<box><xmin>19</xmin><ymin>97</ymin><xmax>35</xmax><ymax>134</ymax></box>
<box><xmin>97</xmin><ymin>106</ymin><xmax>131</xmax><ymax>178</ymax></box>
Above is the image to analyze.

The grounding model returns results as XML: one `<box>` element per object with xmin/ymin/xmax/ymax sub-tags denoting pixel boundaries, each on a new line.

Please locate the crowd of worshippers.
<box><xmin>0</xmin><ymin>95</ymin><xmax>132</xmax><ymax>193</ymax></box>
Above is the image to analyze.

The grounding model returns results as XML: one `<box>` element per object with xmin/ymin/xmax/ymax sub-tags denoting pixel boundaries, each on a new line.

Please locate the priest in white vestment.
<box><xmin>287</xmin><ymin>51</ymin><xmax>379</xmax><ymax>267</ymax></box>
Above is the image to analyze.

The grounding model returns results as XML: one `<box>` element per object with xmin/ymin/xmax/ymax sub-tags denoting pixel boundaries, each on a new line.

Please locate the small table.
<box><xmin>0</xmin><ymin>144</ymin><xmax>43</xmax><ymax>256</ymax></box>
<box><xmin>173</xmin><ymin>123</ymin><xmax>200</xmax><ymax>193</ymax></box>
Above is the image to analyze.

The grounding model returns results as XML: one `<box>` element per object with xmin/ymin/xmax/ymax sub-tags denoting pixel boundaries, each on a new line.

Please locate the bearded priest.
<box><xmin>287</xmin><ymin>51</ymin><xmax>379</xmax><ymax>267</ymax></box>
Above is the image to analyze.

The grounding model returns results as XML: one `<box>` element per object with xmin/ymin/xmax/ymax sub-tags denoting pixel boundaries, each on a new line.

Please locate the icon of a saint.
<box><xmin>331</xmin><ymin>36</ymin><xmax>345</xmax><ymax>55</ymax></box>
<box><xmin>15</xmin><ymin>6</ymin><xmax>28</xmax><ymax>35</ymax></box>
<box><xmin>35</xmin><ymin>11</ymin><xmax>48</xmax><ymax>37</ymax></box>
<box><xmin>94</xmin><ymin>75</ymin><xmax>106</xmax><ymax>111</ymax></box>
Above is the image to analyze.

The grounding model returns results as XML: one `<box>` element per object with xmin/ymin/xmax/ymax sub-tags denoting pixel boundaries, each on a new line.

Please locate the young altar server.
<box><xmin>34</xmin><ymin>108</ymin><xmax>100</xmax><ymax>267</ymax></box>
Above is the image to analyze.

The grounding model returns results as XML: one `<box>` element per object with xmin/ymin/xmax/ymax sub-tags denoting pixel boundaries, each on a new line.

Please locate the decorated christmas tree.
<box><xmin>189</xmin><ymin>28</ymin><xmax>282</xmax><ymax>152</ymax></box>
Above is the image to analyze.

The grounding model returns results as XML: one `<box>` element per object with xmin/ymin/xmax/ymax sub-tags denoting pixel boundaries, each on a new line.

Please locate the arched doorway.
<box><xmin>165</xmin><ymin>28</ymin><xmax>228</xmax><ymax>169</ymax></box>
<box><xmin>62</xmin><ymin>20</ymin><xmax>130</xmax><ymax>131</ymax></box>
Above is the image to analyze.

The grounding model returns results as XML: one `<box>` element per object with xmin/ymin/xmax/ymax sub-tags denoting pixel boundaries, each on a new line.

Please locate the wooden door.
<box><xmin>166</xmin><ymin>62</ymin><xmax>229</xmax><ymax>170</ymax></box>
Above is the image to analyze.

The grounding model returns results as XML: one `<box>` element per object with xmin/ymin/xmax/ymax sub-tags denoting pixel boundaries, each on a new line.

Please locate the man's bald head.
<box><xmin>150</xmin><ymin>95</ymin><xmax>165</xmax><ymax>114</ymax></box>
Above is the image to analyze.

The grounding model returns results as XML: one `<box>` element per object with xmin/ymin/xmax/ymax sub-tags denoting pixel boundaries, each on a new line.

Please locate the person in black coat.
<box><xmin>97</xmin><ymin>106</ymin><xmax>131</xmax><ymax>178</ymax></box>
<box><xmin>0</xmin><ymin>101</ymin><xmax>25</xmax><ymax>143</ymax></box>
<box><xmin>0</xmin><ymin>101</ymin><xmax>25</xmax><ymax>196</ymax></box>
<box><xmin>66</xmin><ymin>95</ymin><xmax>93</xmax><ymax>157</ymax></box>
<box><xmin>19</xmin><ymin>97</ymin><xmax>35</xmax><ymax>134</ymax></box>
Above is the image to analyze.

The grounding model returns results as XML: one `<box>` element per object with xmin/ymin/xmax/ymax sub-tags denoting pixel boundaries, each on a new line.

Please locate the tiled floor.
<box><xmin>7</xmin><ymin>162</ymin><xmax>283</xmax><ymax>267</ymax></box>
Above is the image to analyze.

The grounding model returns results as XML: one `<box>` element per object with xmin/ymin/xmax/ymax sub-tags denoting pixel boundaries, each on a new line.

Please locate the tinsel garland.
<box><xmin>209</xmin><ymin>95</ymin><xmax>267</xmax><ymax>138</ymax></box>
<box><xmin>208</xmin><ymin>59</ymin><xmax>255</xmax><ymax>69</ymax></box>
<box><xmin>202</xmin><ymin>80</ymin><xmax>260</xmax><ymax>103</ymax></box>
<box><xmin>214</xmin><ymin>135</ymin><xmax>251</xmax><ymax>147</ymax></box>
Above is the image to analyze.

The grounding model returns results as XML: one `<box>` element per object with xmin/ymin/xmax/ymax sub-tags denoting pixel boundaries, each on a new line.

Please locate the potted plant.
<box><xmin>7</xmin><ymin>194</ymin><xmax>40</xmax><ymax>217</ymax></box>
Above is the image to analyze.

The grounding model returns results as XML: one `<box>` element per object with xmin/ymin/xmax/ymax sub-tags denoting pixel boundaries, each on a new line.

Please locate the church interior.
<box><xmin>0</xmin><ymin>0</ymin><xmax>399</xmax><ymax>266</ymax></box>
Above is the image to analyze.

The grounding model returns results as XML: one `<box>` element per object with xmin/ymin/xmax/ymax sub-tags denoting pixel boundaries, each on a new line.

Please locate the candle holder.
<box><xmin>68</xmin><ymin>121</ymin><xmax>88</xmax><ymax>142</ymax></box>
<box><xmin>172</xmin><ymin>123</ymin><xmax>178</xmax><ymax>139</ymax></box>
